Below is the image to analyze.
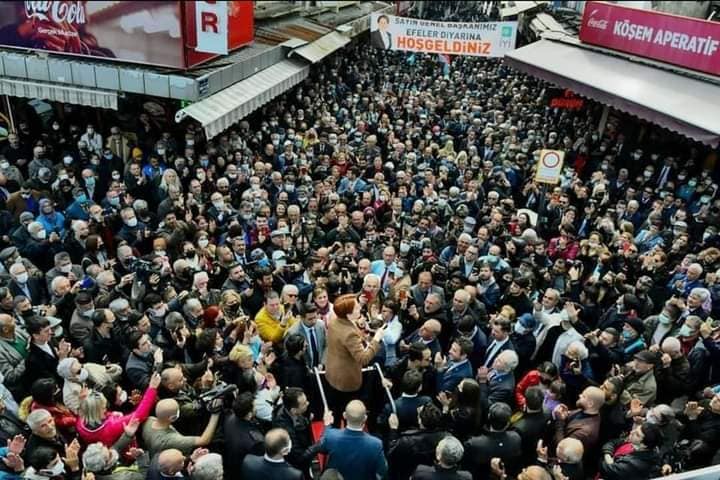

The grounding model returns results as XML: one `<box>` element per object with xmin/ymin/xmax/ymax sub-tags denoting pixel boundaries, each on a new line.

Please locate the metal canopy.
<box><xmin>0</xmin><ymin>77</ymin><xmax>118</xmax><ymax>110</ymax></box>
<box><xmin>175</xmin><ymin>59</ymin><xmax>309</xmax><ymax>138</ymax></box>
<box><xmin>290</xmin><ymin>31</ymin><xmax>351</xmax><ymax>64</ymax></box>
<box><xmin>505</xmin><ymin>39</ymin><xmax>720</xmax><ymax>147</ymax></box>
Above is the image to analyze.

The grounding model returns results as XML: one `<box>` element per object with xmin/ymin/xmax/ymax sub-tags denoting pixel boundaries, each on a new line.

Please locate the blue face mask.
<box><xmin>258</xmin><ymin>258</ymin><xmax>270</xmax><ymax>268</ymax></box>
<box><xmin>85</xmin><ymin>177</ymin><xmax>95</xmax><ymax>187</ymax></box>
<box><xmin>200</xmin><ymin>159</ymin><xmax>209</xmax><ymax>168</ymax></box>
<box><xmin>622</xmin><ymin>330</ymin><xmax>635</xmax><ymax>341</ymax></box>
<box><xmin>76</xmin><ymin>194</ymin><xmax>87</xmax><ymax>203</ymax></box>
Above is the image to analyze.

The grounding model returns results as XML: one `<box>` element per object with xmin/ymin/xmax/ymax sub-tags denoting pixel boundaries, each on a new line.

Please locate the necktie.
<box><xmin>484</xmin><ymin>341</ymin><xmax>497</xmax><ymax>367</ymax></box>
<box><xmin>309</xmin><ymin>328</ymin><xmax>319</xmax><ymax>367</ymax></box>
<box><xmin>381</xmin><ymin>267</ymin><xmax>389</xmax><ymax>289</ymax></box>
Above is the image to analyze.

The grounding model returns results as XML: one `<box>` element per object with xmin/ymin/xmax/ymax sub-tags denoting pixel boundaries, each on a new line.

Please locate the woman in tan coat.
<box><xmin>325</xmin><ymin>294</ymin><xmax>386</xmax><ymax>421</ymax></box>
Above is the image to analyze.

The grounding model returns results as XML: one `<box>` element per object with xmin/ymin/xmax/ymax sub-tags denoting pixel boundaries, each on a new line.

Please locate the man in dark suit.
<box><xmin>241</xmin><ymin>428</ymin><xmax>303</xmax><ymax>480</ymax></box>
<box><xmin>482</xmin><ymin>319</ymin><xmax>515</xmax><ymax>369</ymax></box>
<box><xmin>463</xmin><ymin>403</ymin><xmax>522</xmax><ymax>479</ymax></box>
<box><xmin>401</xmin><ymin>319</ymin><xmax>443</xmax><ymax>360</ymax></box>
<box><xmin>511</xmin><ymin>386</ymin><xmax>550</xmax><ymax>465</ymax></box>
<box><xmin>370</xmin><ymin>14</ymin><xmax>392</xmax><ymax>49</ymax></box>
<box><xmin>319</xmin><ymin>400</ymin><xmax>388</xmax><ymax>480</ymax></box>
<box><xmin>410</xmin><ymin>271</ymin><xmax>445</xmax><ymax>308</ymax></box>
<box><xmin>378</xmin><ymin>369</ymin><xmax>432</xmax><ymax>432</ymax></box>
<box><xmin>285</xmin><ymin>304</ymin><xmax>326</xmax><ymax>369</ymax></box>
<box><xmin>8</xmin><ymin>262</ymin><xmax>46</xmax><ymax>306</ymax></box>
<box><xmin>478</xmin><ymin>350</ymin><xmax>519</xmax><ymax>412</ymax></box>
<box><xmin>224</xmin><ymin>392</ymin><xmax>264</xmax><ymax>478</ymax></box>
<box><xmin>271</xmin><ymin>388</ymin><xmax>317</xmax><ymax>475</ymax></box>
<box><xmin>25</xmin><ymin>317</ymin><xmax>68</xmax><ymax>389</ymax></box>
<box><xmin>412</xmin><ymin>435</ymin><xmax>472</xmax><ymax>479</ymax></box>
<box><xmin>435</xmin><ymin>338</ymin><xmax>474</xmax><ymax>393</ymax></box>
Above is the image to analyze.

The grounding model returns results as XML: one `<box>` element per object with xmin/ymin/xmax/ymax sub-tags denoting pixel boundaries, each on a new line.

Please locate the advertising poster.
<box><xmin>370</xmin><ymin>12</ymin><xmax>517</xmax><ymax>57</ymax></box>
<box><xmin>0</xmin><ymin>1</ymin><xmax>253</xmax><ymax>69</ymax></box>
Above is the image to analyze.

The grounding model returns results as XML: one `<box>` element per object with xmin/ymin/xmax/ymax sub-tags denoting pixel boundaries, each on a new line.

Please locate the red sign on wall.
<box><xmin>579</xmin><ymin>1</ymin><xmax>720</xmax><ymax>76</ymax></box>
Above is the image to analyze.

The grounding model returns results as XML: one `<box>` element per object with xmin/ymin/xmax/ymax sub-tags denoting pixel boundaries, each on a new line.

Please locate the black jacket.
<box><xmin>25</xmin><ymin>342</ymin><xmax>61</xmax><ymax>389</ymax></box>
<box><xmin>411</xmin><ymin>464</ymin><xmax>473</xmax><ymax>480</ymax></box>
<box><xmin>271</xmin><ymin>408</ymin><xmax>317</xmax><ymax>474</ymax></box>
<box><xmin>241</xmin><ymin>455</ymin><xmax>302</xmax><ymax>480</ymax></box>
<box><xmin>83</xmin><ymin>328</ymin><xmax>127</xmax><ymax>365</ymax></box>
<box><xmin>388</xmin><ymin>429</ymin><xmax>450</xmax><ymax>480</ymax></box>
<box><xmin>463</xmin><ymin>429</ymin><xmax>522</xmax><ymax>479</ymax></box>
<box><xmin>223</xmin><ymin>415</ymin><xmax>264</xmax><ymax>478</ymax></box>
<box><xmin>511</xmin><ymin>411</ymin><xmax>550</xmax><ymax>465</ymax></box>
<box><xmin>599</xmin><ymin>441</ymin><xmax>661</xmax><ymax>480</ymax></box>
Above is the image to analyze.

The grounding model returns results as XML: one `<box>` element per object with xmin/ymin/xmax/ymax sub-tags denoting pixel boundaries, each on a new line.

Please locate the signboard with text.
<box><xmin>535</xmin><ymin>150</ymin><xmax>565</xmax><ymax>184</ymax></box>
<box><xmin>0</xmin><ymin>1</ymin><xmax>253</xmax><ymax>69</ymax></box>
<box><xmin>370</xmin><ymin>12</ymin><xmax>517</xmax><ymax>57</ymax></box>
<box><xmin>579</xmin><ymin>1</ymin><xmax>720</xmax><ymax>76</ymax></box>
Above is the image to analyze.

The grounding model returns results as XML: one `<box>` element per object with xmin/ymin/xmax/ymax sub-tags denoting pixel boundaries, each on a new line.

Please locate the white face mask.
<box><xmin>155</xmin><ymin>250</ymin><xmax>166</xmax><ymax>257</ymax></box>
<box><xmin>126</xmin><ymin>217</ymin><xmax>138</xmax><ymax>228</ymax></box>
<box><xmin>15</xmin><ymin>273</ymin><xmax>28</xmax><ymax>284</ymax></box>
<box><xmin>77</xmin><ymin>368</ymin><xmax>89</xmax><ymax>382</ymax></box>
<box><xmin>212</xmin><ymin>201</ymin><xmax>224</xmax><ymax>210</ymax></box>
<box><xmin>198</xmin><ymin>239</ymin><xmax>209</xmax><ymax>248</ymax></box>
<box><xmin>41</xmin><ymin>459</ymin><xmax>66</xmax><ymax>477</ymax></box>
<box><xmin>36</xmin><ymin>230</ymin><xmax>47</xmax><ymax>240</ymax></box>
<box><xmin>118</xmin><ymin>390</ymin><xmax>128</xmax><ymax>404</ymax></box>
<box><xmin>59</xmin><ymin>264</ymin><xmax>72</xmax><ymax>273</ymax></box>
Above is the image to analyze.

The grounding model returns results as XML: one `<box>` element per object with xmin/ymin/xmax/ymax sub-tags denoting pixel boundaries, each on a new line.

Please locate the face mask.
<box><xmin>200</xmin><ymin>159</ymin><xmax>209</xmax><ymax>168</ymax></box>
<box><xmin>77</xmin><ymin>368</ymin><xmax>89</xmax><ymax>382</ymax></box>
<box><xmin>656</xmin><ymin>313</ymin><xmax>671</xmax><ymax>325</ymax></box>
<box><xmin>126</xmin><ymin>217</ymin><xmax>138</xmax><ymax>228</ymax></box>
<box><xmin>112</xmin><ymin>173</ymin><xmax>122</xmax><ymax>181</ymax></box>
<box><xmin>0</xmin><ymin>162</ymin><xmax>9</xmax><ymax>170</ymax></box>
<box><xmin>152</xmin><ymin>305</ymin><xmax>167</xmax><ymax>317</ymax></box>
<box><xmin>212</xmin><ymin>201</ymin><xmax>224</xmax><ymax>210</ymax></box>
<box><xmin>643</xmin><ymin>170</ymin><xmax>653</xmax><ymax>178</ymax></box>
<box><xmin>514</xmin><ymin>322</ymin><xmax>526</xmax><ymax>334</ymax></box>
<box><xmin>63</xmin><ymin>157</ymin><xmax>73</xmax><ymax>166</ymax></box>
<box><xmin>41</xmin><ymin>460</ymin><xmax>66</xmax><ymax>477</ymax></box>
<box><xmin>76</xmin><ymin>194</ymin><xmax>88</xmax><ymax>203</ymax></box>
<box><xmin>155</xmin><ymin>250</ymin><xmax>166</xmax><ymax>258</ymax></box>
<box><xmin>679</xmin><ymin>325</ymin><xmax>694</xmax><ymax>337</ymax></box>
<box><xmin>59</xmin><ymin>264</ymin><xmax>72</xmax><ymax>273</ymax></box>
<box><xmin>35</xmin><ymin>230</ymin><xmax>47</xmax><ymax>240</ymax></box>
<box><xmin>15</xmin><ymin>273</ymin><xmax>28</xmax><ymax>284</ymax></box>
<box><xmin>85</xmin><ymin>177</ymin><xmax>96</xmax><ymax>187</ymax></box>
<box><xmin>83</xmin><ymin>308</ymin><xmax>95</xmax><ymax>318</ymax></box>
<box><xmin>21</xmin><ymin>193</ymin><xmax>31</xmax><ymax>199</ymax></box>
<box><xmin>157</xmin><ymin>149</ymin><xmax>166</xmax><ymax>156</ymax></box>
<box><xmin>185</xmin><ymin>250</ymin><xmax>196</xmax><ymax>259</ymax></box>
<box><xmin>622</xmin><ymin>330</ymin><xmax>635</xmax><ymax>341</ymax></box>
<box><xmin>198</xmin><ymin>239</ymin><xmax>209</xmax><ymax>248</ymax></box>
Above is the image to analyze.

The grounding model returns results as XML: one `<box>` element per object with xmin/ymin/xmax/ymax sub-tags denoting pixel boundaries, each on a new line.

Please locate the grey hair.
<box><xmin>690</xmin><ymin>287</ymin><xmax>710</xmax><ymax>301</ymax></box>
<box><xmin>281</xmin><ymin>284</ymin><xmax>299</xmax><ymax>296</ymax></box>
<box><xmin>183</xmin><ymin>298</ymin><xmax>202</xmax><ymax>317</ymax></box>
<box><xmin>82</xmin><ymin>443</ymin><xmax>111</xmax><ymax>472</ymax></box>
<box><xmin>567</xmin><ymin>340</ymin><xmax>589</xmax><ymax>361</ymax></box>
<box><xmin>26</xmin><ymin>409</ymin><xmax>52</xmax><ymax>430</ymax></box>
<box><xmin>557</xmin><ymin>437</ymin><xmax>584</xmax><ymax>464</ymax></box>
<box><xmin>191</xmin><ymin>453</ymin><xmax>223</xmax><ymax>480</ymax></box>
<box><xmin>165</xmin><ymin>312</ymin><xmax>185</xmax><ymax>331</ymax></box>
<box><xmin>50</xmin><ymin>275</ymin><xmax>69</xmax><ymax>294</ymax></box>
<box><xmin>108</xmin><ymin>298</ymin><xmax>130</xmax><ymax>314</ymax></box>
<box><xmin>133</xmin><ymin>199</ymin><xmax>148</xmax><ymax>211</ymax></box>
<box><xmin>496</xmin><ymin>350</ymin><xmax>519</xmax><ymax>373</ymax></box>
<box><xmin>436</xmin><ymin>436</ymin><xmax>464</xmax><ymax>467</ymax></box>
<box><xmin>27</xmin><ymin>221</ymin><xmax>43</xmax><ymax>234</ymax></box>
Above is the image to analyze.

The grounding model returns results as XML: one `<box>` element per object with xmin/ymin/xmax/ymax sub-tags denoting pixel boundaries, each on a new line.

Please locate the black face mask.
<box><xmin>20</xmin><ymin>309</ymin><xmax>34</xmax><ymax>318</ymax></box>
<box><xmin>185</xmin><ymin>250</ymin><xmax>196</xmax><ymax>259</ymax></box>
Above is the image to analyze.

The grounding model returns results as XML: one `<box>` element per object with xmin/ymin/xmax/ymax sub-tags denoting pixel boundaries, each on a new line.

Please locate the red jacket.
<box><xmin>515</xmin><ymin>370</ymin><xmax>542</xmax><ymax>409</ymax></box>
<box><xmin>76</xmin><ymin>386</ymin><xmax>158</xmax><ymax>447</ymax></box>
<box><xmin>547</xmin><ymin>236</ymin><xmax>579</xmax><ymax>261</ymax></box>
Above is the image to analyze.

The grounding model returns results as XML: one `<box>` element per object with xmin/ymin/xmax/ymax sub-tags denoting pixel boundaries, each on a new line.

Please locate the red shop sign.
<box><xmin>579</xmin><ymin>1</ymin><xmax>720</xmax><ymax>76</ymax></box>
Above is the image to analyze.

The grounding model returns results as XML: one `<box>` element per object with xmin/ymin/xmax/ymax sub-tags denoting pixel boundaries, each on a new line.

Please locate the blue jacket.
<box><xmin>437</xmin><ymin>359</ymin><xmax>473</xmax><ymax>393</ymax></box>
<box><xmin>319</xmin><ymin>428</ymin><xmax>387</xmax><ymax>480</ymax></box>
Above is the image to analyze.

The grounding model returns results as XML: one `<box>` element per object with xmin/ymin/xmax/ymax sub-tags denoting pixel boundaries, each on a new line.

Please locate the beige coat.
<box><xmin>325</xmin><ymin>316</ymin><xmax>379</xmax><ymax>392</ymax></box>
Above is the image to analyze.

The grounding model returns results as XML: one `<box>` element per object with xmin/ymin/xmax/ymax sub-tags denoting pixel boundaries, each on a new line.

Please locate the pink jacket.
<box><xmin>76</xmin><ymin>387</ymin><xmax>158</xmax><ymax>447</ymax></box>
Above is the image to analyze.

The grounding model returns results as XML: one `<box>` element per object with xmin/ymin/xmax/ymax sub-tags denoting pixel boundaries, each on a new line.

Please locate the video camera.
<box><xmin>198</xmin><ymin>381</ymin><xmax>238</xmax><ymax>413</ymax></box>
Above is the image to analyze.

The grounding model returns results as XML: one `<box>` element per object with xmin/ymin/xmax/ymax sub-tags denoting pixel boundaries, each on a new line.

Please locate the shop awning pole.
<box><xmin>5</xmin><ymin>96</ymin><xmax>14</xmax><ymax>133</ymax></box>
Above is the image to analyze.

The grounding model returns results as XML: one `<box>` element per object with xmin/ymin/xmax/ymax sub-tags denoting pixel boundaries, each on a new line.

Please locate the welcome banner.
<box><xmin>370</xmin><ymin>13</ymin><xmax>517</xmax><ymax>57</ymax></box>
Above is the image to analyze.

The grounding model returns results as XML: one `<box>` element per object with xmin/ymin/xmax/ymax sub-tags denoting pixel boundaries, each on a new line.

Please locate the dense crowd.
<box><xmin>0</xmin><ymin>10</ymin><xmax>717</xmax><ymax>480</ymax></box>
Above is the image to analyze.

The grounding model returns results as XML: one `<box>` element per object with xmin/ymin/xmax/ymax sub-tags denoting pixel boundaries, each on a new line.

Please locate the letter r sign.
<box><xmin>195</xmin><ymin>1</ymin><xmax>228</xmax><ymax>55</ymax></box>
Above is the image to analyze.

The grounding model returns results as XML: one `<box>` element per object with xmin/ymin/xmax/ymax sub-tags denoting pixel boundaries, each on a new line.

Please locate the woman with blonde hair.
<box><xmin>76</xmin><ymin>372</ymin><xmax>161</xmax><ymax>450</ymax></box>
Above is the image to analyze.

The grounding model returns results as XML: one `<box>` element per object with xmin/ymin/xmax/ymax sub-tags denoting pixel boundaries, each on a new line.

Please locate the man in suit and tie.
<box><xmin>370</xmin><ymin>14</ymin><xmax>392</xmax><ymax>50</ymax></box>
<box><xmin>285</xmin><ymin>303</ymin><xmax>326</xmax><ymax>369</ymax></box>
<box><xmin>318</xmin><ymin>400</ymin><xmax>388</xmax><ymax>480</ymax></box>
<box><xmin>241</xmin><ymin>428</ymin><xmax>303</xmax><ymax>480</ymax></box>
<box><xmin>477</xmin><ymin>349</ymin><xmax>519</xmax><ymax>411</ymax></box>
<box><xmin>435</xmin><ymin>337</ymin><xmax>474</xmax><ymax>393</ymax></box>
<box><xmin>482</xmin><ymin>318</ymin><xmax>515</xmax><ymax>369</ymax></box>
<box><xmin>377</xmin><ymin>369</ymin><xmax>432</xmax><ymax>432</ymax></box>
<box><xmin>401</xmin><ymin>319</ymin><xmax>443</xmax><ymax>360</ymax></box>
<box><xmin>410</xmin><ymin>271</ymin><xmax>445</xmax><ymax>308</ymax></box>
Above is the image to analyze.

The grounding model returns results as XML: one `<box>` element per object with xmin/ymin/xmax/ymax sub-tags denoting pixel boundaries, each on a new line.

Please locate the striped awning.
<box><xmin>290</xmin><ymin>31</ymin><xmax>351</xmax><ymax>64</ymax></box>
<box><xmin>175</xmin><ymin>58</ymin><xmax>309</xmax><ymax>139</ymax></box>
<box><xmin>0</xmin><ymin>77</ymin><xmax>118</xmax><ymax>110</ymax></box>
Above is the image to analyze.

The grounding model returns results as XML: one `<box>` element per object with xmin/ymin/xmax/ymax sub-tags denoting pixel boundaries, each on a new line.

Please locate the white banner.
<box><xmin>369</xmin><ymin>13</ymin><xmax>517</xmax><ymax>57</ymax></box>
<box><xmin>195</xmin><ymin>1</ymin><xmax>228</xmax><ymax>55</ymax></box>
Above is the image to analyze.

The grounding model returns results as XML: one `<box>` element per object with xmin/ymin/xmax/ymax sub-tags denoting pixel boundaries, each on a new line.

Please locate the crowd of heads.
<box><xmin>0</xmin><ymin>5</ymin><xmax>717</xmax><ymax>479</ymax></box>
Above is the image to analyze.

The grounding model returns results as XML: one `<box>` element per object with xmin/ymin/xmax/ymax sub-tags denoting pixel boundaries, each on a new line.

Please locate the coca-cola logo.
<box><xmin>25</xmin><ymin>1</ymin><xmax>86</xmax><ymax>25</ymax></box>
<box><xmin>587</xmin><ymin>9</ymin><xmax>608</xmax><ymax>30</ymax></box>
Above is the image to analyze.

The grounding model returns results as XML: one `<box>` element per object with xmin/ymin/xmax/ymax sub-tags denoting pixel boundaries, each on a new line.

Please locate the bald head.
<box><xmin>156</xmin><ymin>399</ymin><xmax>180</xmax><ymax>421</ymax></box>
<box><xmin>661</xmin><ymin>337</ymin><xmax>682</xmax><ymax>357</ymax></box>
<box><xmin>519</xmin><ymin>465</ymin><xmax>552</xmax><ymax>480</ymax></box>
<box><xmin>158</xmin><ymin>449</ymin><xmax>184</xmax><ymax>475</ymax></box>
<box><xmin>579</xmin><ymin>386</ymin><xmax>605</xmax><ymax>413</ymax></box>
<box><xmin>265</xmin><ymin>428</ymin><xmax>291</xmax><ymax>458</ymax></box>
<box><xmin>344</xmin><ymin>400</ymin><xmax>367</xmax><ymax>428</ymax></box>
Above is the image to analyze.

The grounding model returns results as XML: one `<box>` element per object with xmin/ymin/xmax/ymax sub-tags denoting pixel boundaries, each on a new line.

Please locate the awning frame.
<box><xmin>175</xmin><ymin>59</ymin><xmax>309</xmax><ymax>138</ymax></box>
<box><xmin>0</xmin><ymin>77</ymin><xmax>118</xmax><ymax>110</ymax></box>
<box><xmin>504</xmin><ymin>37</ymin><xmax>720</xmax><ymax>147</ymax></box>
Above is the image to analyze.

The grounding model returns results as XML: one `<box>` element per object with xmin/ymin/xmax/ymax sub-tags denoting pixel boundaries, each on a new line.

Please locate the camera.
<box><xmin>128</xmin><ymin>257</ymin><xmax>161</xmax><ymax>281</ymax></box>
<box><xmin>198</xmin><ymin>381</ymin><xmax>238</xmax><ymax>412</ymax></box>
